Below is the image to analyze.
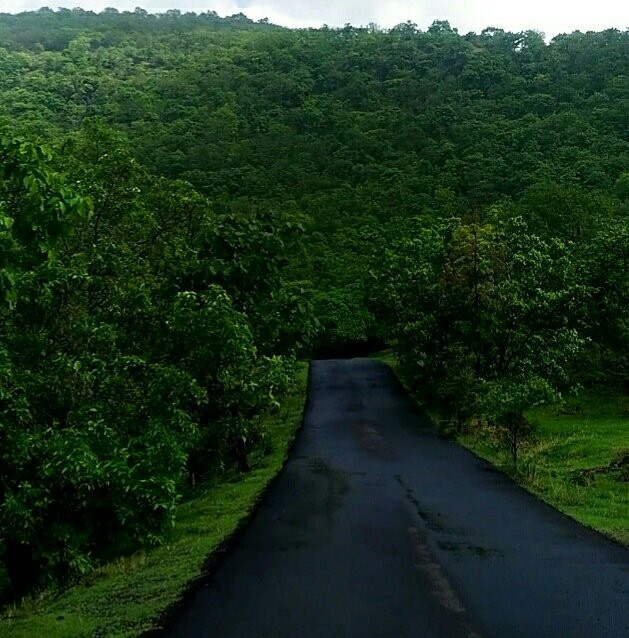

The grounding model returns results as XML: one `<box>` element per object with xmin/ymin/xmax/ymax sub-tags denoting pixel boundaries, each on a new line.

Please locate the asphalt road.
<box><xmin>165</xmin><ymin>359</ymin><xmax>628</xmax><ymax>638</ymax></box>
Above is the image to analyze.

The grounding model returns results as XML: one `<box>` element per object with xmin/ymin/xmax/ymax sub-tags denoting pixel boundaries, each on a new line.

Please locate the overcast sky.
<box><xmin>2</xmin><ymin>1</ymin><xmax>628</xmax><ymax>38</ymax></box>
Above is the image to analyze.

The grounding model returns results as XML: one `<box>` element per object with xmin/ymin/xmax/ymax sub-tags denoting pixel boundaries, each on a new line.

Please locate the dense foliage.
<box><xmin>0</xmin><ymin>8</ymin><xmax>627</xmax><ymax>594</ymax></box>
<box><xmin>0</xmin><ymin>125</ymin><xmax>312</xmax><ymax>595</ymax></box>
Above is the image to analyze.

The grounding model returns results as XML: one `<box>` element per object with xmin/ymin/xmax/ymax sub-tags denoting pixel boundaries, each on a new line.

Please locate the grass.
<box><xmin>374</xmin><ymin>350</ymin><xmax>629</xmax><ymax>546</ymax></box>
<box><xmin>0</xmin><ymin>362</ymin><xmax>309</xmax><ymax>638</ymax></box>
<box><xmin>460</xmin><ymin>394</ymin><xmax>629</xmax><ymax>545</ymax></box>
<box><xmin>373</xmin><ymin>349</ymin><xmax>398</xmax><ymax>372</ymax></box>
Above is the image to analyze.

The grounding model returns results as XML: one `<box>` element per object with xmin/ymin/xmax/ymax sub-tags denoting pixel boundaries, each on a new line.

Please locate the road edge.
<box><xmin>375</xmin><ymin>352</ymin><xmax>629</xmax><ymax>550</ymax></box>
<box><xmin>142</xmin><ymin>361</ymin><xmax>314</xmax><ymax>637</ymax></box>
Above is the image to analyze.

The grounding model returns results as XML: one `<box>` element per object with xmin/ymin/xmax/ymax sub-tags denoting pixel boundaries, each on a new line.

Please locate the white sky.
<box><xmin>1</xmin><ymin>1</ymin><xmax>628</xmax><ymax>37</ymax></box>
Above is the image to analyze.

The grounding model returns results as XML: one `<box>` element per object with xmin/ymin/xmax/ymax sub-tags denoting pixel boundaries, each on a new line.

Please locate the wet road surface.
<box><xmin>165</xmin><ymin>359</ymin><xmax>628</xmax><ymax>638</ymax></box>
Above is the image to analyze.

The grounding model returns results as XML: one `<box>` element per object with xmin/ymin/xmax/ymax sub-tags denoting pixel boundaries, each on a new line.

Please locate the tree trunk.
<box><xmin>3</xmin><ymin>539</ymin><xmax>40</xmax><ymax>598</ymax></box>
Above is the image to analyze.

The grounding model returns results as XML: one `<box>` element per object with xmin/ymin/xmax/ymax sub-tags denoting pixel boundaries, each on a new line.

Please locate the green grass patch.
<box><xmin>372</xmin><ymin>349</ymin><xmax>399</xmax><ymax>372</ymax></box>
<box><xmin>0</xmin><ymin>362</ymin><xmax>310</xmax><ymax>638</ymax></box>
<box><xmin>374</xmin><ymin>352</ymin><xmax>628</xmax><ymax>546</ymax></box>
<box><xmin>460</xmin><ymin>393</ymin><xmax>629</xmax><ymax>545</ymax></box>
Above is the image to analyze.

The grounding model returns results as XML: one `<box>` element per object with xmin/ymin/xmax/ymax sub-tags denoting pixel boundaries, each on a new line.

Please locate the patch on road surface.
<box><xmin>395</xmin><ymin>473</ymin><xmax>455</xmax><ymax>534</ymax></box>
<box><xmin>408</xmin><ymin>525</ymin><xmax>483</xmax><ymax>638</ymax></box>
<box><xmin>437</xmin><ymin>541</ymin><xmax>501</xmax><ymax>558</ymax></box>
<box><xmin>354</xmin><ymin>420</ymin><xmax>395</xmax><ymax>459</ymax></box>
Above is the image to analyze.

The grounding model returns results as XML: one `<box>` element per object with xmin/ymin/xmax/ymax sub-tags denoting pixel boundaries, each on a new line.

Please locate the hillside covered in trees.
<box><xmin>0</xmin><ymin>8</ymin><xmax>627</xmax><ymax>606</ymax></box>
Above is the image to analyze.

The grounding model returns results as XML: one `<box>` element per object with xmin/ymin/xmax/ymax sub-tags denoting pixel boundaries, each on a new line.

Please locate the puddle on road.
<box><xmin>268</xmin><ymin>457</ymin><xmax>350</xmax><ymax>552</ymax></box>
<box><xmin>307</xmin><ymin>456</ymin><xmax>350</xmax><ymax>493</ymax></box>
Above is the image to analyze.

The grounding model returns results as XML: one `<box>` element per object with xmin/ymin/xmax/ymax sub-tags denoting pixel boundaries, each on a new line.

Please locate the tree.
<box><xmin>482</xmin><ymin>378</ymin><xmax>555</xmax><ymax>467</ymax></box>
<box><xmin>374</xmin><ymin>215</ymin><xmax>586</xmax><ymax>460</ymax></box>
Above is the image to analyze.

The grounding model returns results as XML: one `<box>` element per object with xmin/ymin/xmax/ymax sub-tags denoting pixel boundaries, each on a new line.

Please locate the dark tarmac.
<box><xmin>166</xmin><ymin>359</ymin><xmax>628</xmax><ymax>638</ymax></box>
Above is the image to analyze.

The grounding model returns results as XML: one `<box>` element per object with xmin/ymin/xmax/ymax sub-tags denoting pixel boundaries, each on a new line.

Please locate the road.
<box><xmin>165</xmin><ymin>358</ymin><xmax>628</xmax><ymax>638</ymax></box>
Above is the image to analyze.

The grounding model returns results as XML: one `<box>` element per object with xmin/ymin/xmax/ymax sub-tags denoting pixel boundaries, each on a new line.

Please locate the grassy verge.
<box><xmin>374</xmin><ymin>350</ymin><xmax>628</xmax><ymax>546</ymax></box>
<box><xmin>460</xmin><ymin>394</ymin><xmax>628</xmax><ymax>545</ymax></box>
<box><xmin>0</xmin><ymin>362</ymin><xmax>310</xmax><ymax>638</ymax></box>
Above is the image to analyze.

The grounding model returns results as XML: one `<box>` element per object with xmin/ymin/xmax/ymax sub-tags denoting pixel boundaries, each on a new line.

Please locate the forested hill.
<box><xmin>1</xmin><ymin>11</ymin><xmax>627</xmax><ymax>348</ymax></box>
<box><xmin>0</xmin><ymin>9</ymin><xmax>627</xmax><ymax>600</ymax></box>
